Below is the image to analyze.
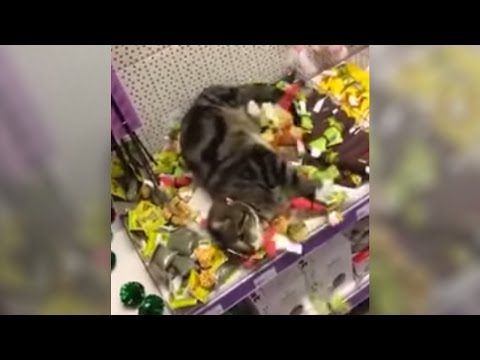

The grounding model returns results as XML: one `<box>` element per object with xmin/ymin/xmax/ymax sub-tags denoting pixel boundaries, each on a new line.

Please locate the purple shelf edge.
<box><xmin>111</xmin><ymin>67</ymin><xmax>142</xmax><ymax>139</ymax></box>
<box><xmin>189</xmin><ymin>196</ymin><xmax>370</xmax><ymax>315</ymax></box>
<box><xmin>347</xmin><ymin>279</ymin><xmax>370</xmax><ymax>309</ymax></box>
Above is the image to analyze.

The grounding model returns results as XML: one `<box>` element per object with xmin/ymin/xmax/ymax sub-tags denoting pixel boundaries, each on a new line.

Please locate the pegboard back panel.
<box><xmin>111</xmin><ymin>45</ymin><xmax>369</xmax><ymax>151</ymax></box>
<box><xmin>111</xmin><ymin>45</ymin><xmax>289</xmax><ymax>150</ymax></box>
<box><xmin>349</xmin><ymin>46</ymin><xmax>369</xmax><ymax>69</ymax></box>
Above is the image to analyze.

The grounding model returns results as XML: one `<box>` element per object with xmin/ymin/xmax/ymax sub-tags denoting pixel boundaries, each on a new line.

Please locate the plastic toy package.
<box><xmin>111</xmin><ymin>60</ymin><xmax>370</xmax><ymax>314</ymax></box>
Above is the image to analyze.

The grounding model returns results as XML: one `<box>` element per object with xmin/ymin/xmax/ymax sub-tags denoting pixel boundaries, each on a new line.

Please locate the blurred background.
<box><xmin>371</xmin><ymin>45</ymin><xmax>480</xmax><ymax>314</ymax></box>
<box><xmin>0</xmin><ymin>45</ymin><xmax>110</xmax><ymax>314</ymax></box>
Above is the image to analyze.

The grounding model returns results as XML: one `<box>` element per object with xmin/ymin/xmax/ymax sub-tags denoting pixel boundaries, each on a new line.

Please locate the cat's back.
<box><xmin>180</xmin><ymin>87</ymin><xmax>261</xmax><ymax>186</ymax></box>
<box><xmin>181</xmin><ymin>86</ymin><xmax>237</xmax><ymax>152</ymax></box>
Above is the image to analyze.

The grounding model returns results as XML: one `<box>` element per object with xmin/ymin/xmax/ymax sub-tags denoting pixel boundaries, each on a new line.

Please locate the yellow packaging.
<box><xmin>329</xmin><ymin>293</ymin><xmax>351</xmax><ymax>315</ymax></box>
<box><xmin>127</xmin><ymin>210</ymin><xmax>144</xmax><ymax>232</ymax></box>
<box><xmin>210</xmin><ymin>247</ymin><xmax>228</xmax><ymax>272</ymax></box>
<box><xmin>135</xmin><ymin>200</ymin><xmax>157</xmax><ymax>214</ymax></box>
<box><xmin>187</xmin><ymin>270</ymin><xmax>211</xmax><ymax>304</ymax></box>
<box><xmin>141</xmin><ymin>208</ymin><xmax>167</xmax><ymax>233</ymax></box>
<box><xmin>359</xmin><ymin>95</ymin><xmax>369</xmax><ymax>115</ymax></box>
<box><xmin>157</xmin><ymin>231</ymin><xmax>170</xmax><ymax>247</ymax></box>
<box><xmin>345</xmin><ymin>63</ymin><xmax>369</xmax><ymax>90</ymax></box>
<box><xmin>169</xmin><ymin>297</ymin><xmax>198</xmax><ymax>310</ymax></box>
<box><xmin>168</xmin><ymin>277</ymin><xmax>199</xmax><ymax>310</ymax></box>
<box><xmin>142</xmin><ymin>232</ymin><xmax>159</xmax><ymax>259</ymax></box>
<box><xmin>309</xmin><ymin>293</ymin><xmax>331</xmax><ymax>315</ymax></box>
<box><xmin>111</xmin><ymin>157</ymin><xmax>125</xmax><ymax>178</ymax></box>
<box><xmin>134</xmin><ymin>201</ymin><xmax>167</xmax><ymax>233</ymax></box>
<box><xmin>329</xmin><ymin>77</ymin><xmax>347</xmax><ymax>98</ymax></box>
<box><xmin>127</xmin><ymin>201</ymin><xmax>164</xmax><ymax>233</ymax></box>
<box><xmin>111</xmin><ymin>179</ymin><xmax>127</xmax><ymax>200</ymax></box>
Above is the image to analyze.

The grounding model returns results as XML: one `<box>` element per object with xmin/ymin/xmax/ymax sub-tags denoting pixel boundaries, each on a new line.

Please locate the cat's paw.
<box><xmin>247</xmin><ymin>100</ymin><xmax>262</xmax><ymax>118</ymax></box>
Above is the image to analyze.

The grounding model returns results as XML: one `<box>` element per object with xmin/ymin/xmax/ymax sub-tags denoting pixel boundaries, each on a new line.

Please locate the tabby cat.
<box><xmin>180</xmin><ymin>84</ymin><xmax>317</xmax><ymax>254</ymax></box>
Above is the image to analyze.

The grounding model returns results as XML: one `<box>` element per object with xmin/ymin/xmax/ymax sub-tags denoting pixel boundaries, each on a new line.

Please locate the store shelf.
<box><xmin>346</xmin><ymin>276</ymin><xmax>370</xmax><ymax>309</ymax></box>
<box><xmin>185</xmin><ymin>195</ymin><xmax>370</xmax><ymax>315</ymax></box>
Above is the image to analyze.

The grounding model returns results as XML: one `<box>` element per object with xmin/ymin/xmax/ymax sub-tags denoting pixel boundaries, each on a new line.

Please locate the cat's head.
<box><xmin>199</xmin><ymin>85</ymin><xmax>239</xmax><ymax>107</ymax></box>
<box><xmin>207</xmin><ymin>198</ymin><xmax>261</xmax><ymax>255</ymax></box>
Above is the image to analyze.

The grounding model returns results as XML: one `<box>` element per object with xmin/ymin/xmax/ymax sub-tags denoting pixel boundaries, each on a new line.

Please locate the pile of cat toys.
<box><xmin>314</xmin><ymin>62</ymin><xmax>369</xmax><ymax>131</ymax></box>
<box><xmin>119</xmin><ymin>187</ymin><xmax>235</xmax><ymax>310</ymax></box>
<box><xmin>112</xmin><ymin>104</ymin><xmax>235</xmax><ymax>310</ymax></box>
<box><xmin>254</xmin><ymin>62</ymin><xmax>369</xmax><ymax>192</ymax></box>
<box><xmin>250</xmin><ymin>62</ymin><xmax>369</xmax><ymax>218</ymax></box>
<box><xmin>143</xmin><ymin>227</ymin><xmax>237</xmax><ymax>310</ymax></box>
<box><xmin>112</xmin><ymin>127</ymin><xmax>239</xmax><ymax>310</ymax></box>
<box><xmin>231</xmin><ymin>64</ymin><xmax>370</xmax><ymax>268</ymax></box>
<box><xmin>305</xmin><ymin>63</ymin><xmax>369</xmax><ymax>188</ymax></box>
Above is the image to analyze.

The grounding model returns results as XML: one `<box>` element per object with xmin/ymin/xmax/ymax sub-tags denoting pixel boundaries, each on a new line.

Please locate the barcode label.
<box><xmin>356</xmin><ymin>203</ymin><xmax>369</xmax><ymax>220</ymax></box>
<box><xmin>254</xmin><ymin>268</ymin><xmax>278</xmax><ymax>288</ymax></box>
<box><xmin>286</xmin><ymin>242</ymin><xmax>303</xmax><ymax>255</ymax></box>
<box><xmin>204</xmin><ymin>304</ymin><xmax>224</xmax><ymax>315</ymax></box>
